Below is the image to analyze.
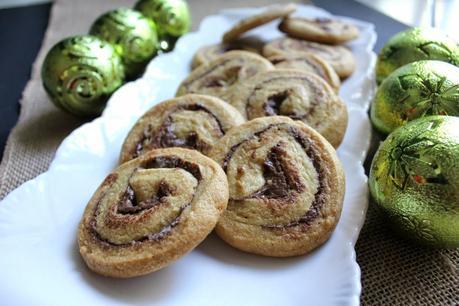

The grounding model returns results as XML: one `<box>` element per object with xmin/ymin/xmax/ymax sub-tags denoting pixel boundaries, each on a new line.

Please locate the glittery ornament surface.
<box><xmin>371</xmin><ymin>60</ymin><xmax>459</xmax><ymax>134</ymax></box>
<box><xmin>90</xmin><ymin>8</ymin><xmax>158</xmax><ymax>78</ymax></box>
<box><xmin>135</xmin><ymin>0</ymin><xmax>190</xmax><ymax>51</ymax></box>
<box><xmin>376</xmin><ymin>27</ymin><xmax>459</xmax><ymax>84</ymax></box>
<box><xmin>369</xmin><ymin>116</ymin><xmax>459</xmax><ymax>248</ymax></box>
<box><xmin>41</xmin><ymin>35</ymin><xmax>125</xmax><ymax>117</ymax></box>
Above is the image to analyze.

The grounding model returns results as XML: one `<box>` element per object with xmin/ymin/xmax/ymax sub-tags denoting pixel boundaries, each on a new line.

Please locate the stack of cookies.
<box><xmin>77</xmin><ymin>3</ymin><xmax>356</xmax><ymax>278</ymax></box>
<box><xmin>185</xmin><ymin>2</ymin><xmax>359</xmax><ymax>147</ymax></box>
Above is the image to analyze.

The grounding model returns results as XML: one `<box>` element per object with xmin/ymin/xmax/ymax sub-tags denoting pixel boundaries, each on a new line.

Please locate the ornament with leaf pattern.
<box><xmin>382</xmin><ymin>40</ymin><xmax>458</xmax><ymax>65</ymax></box>
<box><xmin>397</xmin><ymin>72</ymin><xmax>459</xmax><ymax>121</ymax></box>
<box><xmin>378</xmin><ymin>118</ymin><xmax>449</xmax><ymax>193</ymax></box>
<box><xmin>418</xmin><ymin>41</ymin><xmax>458</xmax><ymax>65</ymax></box>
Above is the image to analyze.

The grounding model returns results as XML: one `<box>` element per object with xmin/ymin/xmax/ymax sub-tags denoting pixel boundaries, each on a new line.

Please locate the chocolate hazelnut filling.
<box><xmin>265</xmin><ymin>127</ymin><xmax>326</xmax><ymax>229</ymax></box>
<box><xmin>142</xmin><ymin>155</ymin><xmax>202</xmax><ymax>181</ymax></box>
<box><xmin>247</xmin><ymin>76</ymin><xmax>323</xmax><ymax>120</ymax></box>
<box><xmin>264</xmin><ymin>91</ymin><xmax>290</xmax><ymax>117</ymax></box>
<box><xmin>133</xmin><ymin>104</ymin><xmax>225</xmax><ymax>158</ymax></box>
<box><xmin>269</xmin><ymin>58</ymin><xmax>285</xmax><ymax>65</ymax></box>
<box><xmin>89</xmin><ymin>155</ymin><xmax>202</xmax><ymax>247</ymax></box>
<box><xmin>117</xmin><ymin>180</ymin><xmax>174</xmax><ymax>214</ymax></box>
<box><xmin>250</xmin><ymin>143</ymin><xmax>305</xmax><ymax>199</ymax></box>
<box><xmin>222</xmin><ymin>124</ymin><xmax>326</xmax><ymax>230</ymax></box>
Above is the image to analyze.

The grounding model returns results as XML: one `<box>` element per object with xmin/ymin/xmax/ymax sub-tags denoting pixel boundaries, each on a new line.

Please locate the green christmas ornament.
<box><xmin>90</xmin><ymin>8</ymin><xmax>158</xmax><ymax>78</ymax></box>
<box><xmin>376</xmin><ymin>27</ymin><xmax>459</xmax><ymax>84</ymax></box>
<box><xmin>369</xmin><ymin>116</ymin><xmax>459</xmax><ymax>248</ymax></box>
<box><xmin>41</xmin><ymin>35</ymin><xmax>125</xmax><ymax>117</ymax></box>
<box><xmin>371</xmin><ymin>60</ymin><xmax>459</xmax><ymax>134</ymax></box>
<box><xmin>134</xmin><ymin>0</ymin><xmax>190</xmax><ymax>51</ymax></box>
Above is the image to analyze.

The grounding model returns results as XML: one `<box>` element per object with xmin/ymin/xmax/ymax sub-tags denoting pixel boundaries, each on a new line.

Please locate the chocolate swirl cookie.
<box><xmin>279</xmin><ymin>17</ymin><xmax>359</xmax><ymax>45</ymax></box>
<box><xmin>176</xmin><ymin>50</ymin><xmax>274</xmax><ymax>101</ymax></box>
<box><xmin>222</xmin><ymin>3</ymin><xmax>297</xmax><ymax>42</ymax></box>
<box><xmin>263</xmin><ymin>37</ymin><xmax>356</xmax><ymax>78</ymax></box>
<box><xmin>120</xmin><ymin>94</ymin><xmax>245</xmax><ymax>163</ymax></box>
<box><xmin>228</xmin><ymin>69</ymin><xmax>348</xmax><ymax>148</ymax></box>
<box><xmin>209</xmin><ymin>116</ymin><xmax>345</xmax><ymax>257</ymax></box>
<box><xmin>191</xmin><ymin>38</ymin><xmax>263</xmax><ymax>69</ymax></box>
<box><xmin>78</xmin><ymin>148</ymin><xmax>228</xmax><ymax>277</ymax></box>
<box><xmin>268</xmin><ymin>53</ymin><xmax>341</xmax><ymax>92</ymax></box>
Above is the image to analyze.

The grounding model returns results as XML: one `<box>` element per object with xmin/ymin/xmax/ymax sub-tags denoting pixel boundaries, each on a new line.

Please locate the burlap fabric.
<box><xmin>0</xmin><ymin>0</ymin><xmax>457</xmax><ymax>304</ymax></box>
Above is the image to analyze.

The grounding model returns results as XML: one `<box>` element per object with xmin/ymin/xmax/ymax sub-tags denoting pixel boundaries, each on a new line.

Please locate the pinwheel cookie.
<box><xmin>279</xmin><ymin>17</ymin><xmax>359</xmax><ymax>44</ymax></box>
<box><xmin>228</xmin><ymin>69</ymin><xmax>348</xmax><ymax>148</ymax></box>
<box><xmin>222</xmin><ymin>3</ymin><xmax>297</xmax><ymax>42</ymax></box>
<box><xmin>78</xmin><ymin>148</ymin><xmax>228</xmax><ymax>277</ymax></box>
<box><xmin>209</xmin><ymin>116</ymin><xmax>345</xmax><ymax>257</ymax></box>
<box><xmin>176</xmin><ymin>51</ymin><xmax>273</xmax><ymax>101</ymax></box>
<box><xmin>120</xmin><ymin>94</ymin><xmax>245</xmax><ymax>162</ymax></box>
<box><xmin>263</xmin><ymin>37</ymin><xmax>356</xmax><ymax>78</ymax></box>
<box><xmin>268</xmin><ymin>53</ymin><xmax>340</xmax><ymax>92</ymax></box>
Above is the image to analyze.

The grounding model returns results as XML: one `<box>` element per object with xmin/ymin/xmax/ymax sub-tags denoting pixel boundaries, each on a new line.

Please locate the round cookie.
<box><xmin>268</xmin><ymin>53</ymin><xmax>341</xmax><ymax>92</ymax></box>
<box><xmin>78</xmin><ymin>148</ymin><xmax>229</xmax><ymax>278</ymax></box>
<box><xmin>191</xmin><ymin>38</ymin><xmax>264</xmax><ymax>69</ymax></box>
<box><xmin>228</xmin><ymin>69</ymin><xmax>348</xmax><ymax>148</ymax></box>
<box><xmin>120</xmin><ymin>94</ymin><xmax>245</xmax><ymax>163</ymax></box>
<box><xmin>222</xmin><ymin>3</ymin><xmax>297</xmax><ymax>43</ymax></box>
<box><xmin>263</xmin><ymin>37</ymin><xmax>356</xmax><ymax>78</ymax></box>
<box><xmin>209</xmin><ymin>116</ymin><xmax>345</xmax><ymax>257</ymax></box>
<box><xmin>176</xmin><ymin>50</ymin><xmax>274</xmax><ymax>101</ymax></box>
<box><xmin>279</xmin><ymin>17</ymin><xmax>359</xmax><ymax>44</ymax></box>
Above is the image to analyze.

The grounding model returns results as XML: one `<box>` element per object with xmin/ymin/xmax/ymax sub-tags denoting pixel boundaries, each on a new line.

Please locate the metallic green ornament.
<box><xmin>376</xmin><ymin>27</ymin><xmax>459</xmax><ymax>84</ymax></box>
<box><xmin>90</xmin><ymin>8</ymin><xmax>158</xmax><ymax>78</ymax></box>
<box><xmin>369</xmin><ymin>116</ymin><xmax>459</xmax><ymax>248</ymax></box>
<box><xmin>41</xmin><ymin>35</ymin><xmax>125</xmax><ymax>117</ymax></box>
<box><xmin>134</xmin><ymin>0</ymin><xmax>190</xmax><ymax>51</ymax></box>
<box><xmin>371</xmin><ymin>60</ymin><xmax>459</xmax><ymax>134</ymax></box>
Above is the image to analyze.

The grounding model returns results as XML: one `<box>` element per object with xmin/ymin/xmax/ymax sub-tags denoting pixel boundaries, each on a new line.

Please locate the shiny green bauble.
<box><xmin>371</xmin><ymin>60</ymin><xmax>459</xmax><ymax>134</ymax></box>
<box><xmin>369</xmin><ymin>116</ymin><xmax>459</xmax><ymax>248</ymax></box>
<box><xmin>41</xmin><ymin>35</ymin><xmax>125</xmax><ymax>117</ymax></box>
<box><xmin>90</xmin><ymin>8</ymin><xmax>158</xmax><ymax>78</ymax></box>
<box><xmin>376</xmin><ymin>27</ymin><xmax>459</xmax><ymax>84</ymax></box>
<box><xmin>135</xmin><ymin>0</ymin><xmax>190</xmax><ymax>50</ymax></box>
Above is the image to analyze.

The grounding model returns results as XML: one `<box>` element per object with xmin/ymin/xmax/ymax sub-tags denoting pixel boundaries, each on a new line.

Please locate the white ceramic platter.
<box><xmin>0</xmin><ymin>4</ymin><xmax>376</xmax><ymax>306</ymax></box>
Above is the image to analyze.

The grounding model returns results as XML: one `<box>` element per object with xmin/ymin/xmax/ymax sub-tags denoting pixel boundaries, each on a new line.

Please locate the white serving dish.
<box><xmin>0</xmin><ymin>4</ymin><xmax>376</xmax><ymax>306</ymax></box>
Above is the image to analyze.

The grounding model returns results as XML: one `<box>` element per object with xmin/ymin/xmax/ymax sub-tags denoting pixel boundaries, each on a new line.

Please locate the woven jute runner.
<box><xmin>0</xmin><ymin>0</ymin><xmax>457</xmax><ymax>304</ymax></box>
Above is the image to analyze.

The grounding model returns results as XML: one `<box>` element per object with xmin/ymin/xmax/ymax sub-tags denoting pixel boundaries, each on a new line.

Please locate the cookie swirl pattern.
<box><xmin>176</xmin><ymin>51</ymin><xmax>274</xmax><ymax>101</ymax></box>
<box><xmin>210</xmin><ymin>116</ymin><xmax>345</xmax><ymax>257</ymax></box>
<box><xmin>120</xmin><ymin>94</ymin><xmax>245</xmax><ymax>163</ymax></box>
<box><xmin>263</xmin><ymin>37</ymin><xmax>356</xmax><ymax>78</ymax></box>
<box><xmin>279</xmin><ymin>17</ymin><xmax>359</xmax><ymax>45</ymax></box>
<box><xmin>268</xmin><ymin>53</ymin><xmax>341</xmax><ymax>92</ymax></box>
<box><xmin>78</xmin><ymin>148</ymin><xmax>228</xmax><ymax>277</ymax></box>
<box><xmin>229</xmin><ymin>69</ymin><xmax>348</xmax><ymax>148</ymax></box>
